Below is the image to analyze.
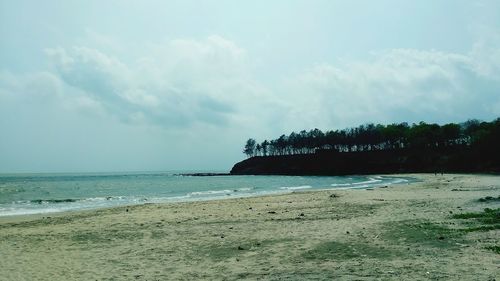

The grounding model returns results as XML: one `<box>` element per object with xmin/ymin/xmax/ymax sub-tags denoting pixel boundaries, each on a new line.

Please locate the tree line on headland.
<box><xmin>243</xmin><ymin>118</ymin><xmax>500</xmax><ymax>158</ymax></box>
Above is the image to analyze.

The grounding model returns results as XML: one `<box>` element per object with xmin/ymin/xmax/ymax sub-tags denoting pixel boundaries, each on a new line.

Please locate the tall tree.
<box><xmin>261</xmin><ymin>140</ymin><xmax>269</xmax><ymax>156</ymax></box>
<box><xmin>243</xmin><ymin>118</ymin><xmax>499</xmax><ymax>157</ymax></box>
<box><xmin>243</xmin><ymin>138</ymin><xmax>257</xmax><ymax>157</ymax></box>
<box><xmin>255</xmin><ymin>144</ymin><xmax>262</xmax><ymax>156</ymax></box>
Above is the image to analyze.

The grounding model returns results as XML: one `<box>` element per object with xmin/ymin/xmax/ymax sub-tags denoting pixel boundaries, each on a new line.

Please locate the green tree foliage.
<box><xmin>243</xmin><ymin>138</ymin><xmax>257</xmax><ymax>157</ymax></box>
<box><xmin>261</xmin><ymin>140</ymin><xmax>269</xmax><ymax>156</ymax></box>
<box><xmin>242</xmin><ymin>118</ymin><xmax>500</xmax><ymax>157</ymax></box>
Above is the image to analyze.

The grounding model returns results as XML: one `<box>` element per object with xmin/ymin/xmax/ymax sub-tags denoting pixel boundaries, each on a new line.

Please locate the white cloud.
<box><xmin>0</xmin><ymin>71</ymin><xmax>64</xmax><ymax>103</ymax></box>
<box><xmin>281</xmin><ymin>47</ymin><xmax>500</xmax><ymax>129</ymax></box>
<box><xmin>40</xmin><ymin>36</ymin><xmax>273</xmax><ymax>129</ymax></box>
<box><xmin>2</xmin><ymin>34</ymin><xmax>499</xmax><ymax>139</ymax></box>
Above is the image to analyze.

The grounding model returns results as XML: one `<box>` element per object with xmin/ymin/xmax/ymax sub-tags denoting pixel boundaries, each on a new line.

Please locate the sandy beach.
<box><xmin>0</xmin><ymin>174</ymin><xmax>498</xmax><ymax>280</ymax></box>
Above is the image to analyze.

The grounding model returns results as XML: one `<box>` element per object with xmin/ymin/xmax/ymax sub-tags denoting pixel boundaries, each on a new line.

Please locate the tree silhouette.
<box><xmin>243</xmin><ymin>138</ymin><xmax>257</xmax><ymax>157</ymax></box>
<box><xmin>261</xmin><ymin>140</ymin><xmax>269</xmax><ymax>156</ymax></box>
<box><xmin>242</xmin><ymin>118</ymin><xmax>500</xmax><ymax>158</ymax></box>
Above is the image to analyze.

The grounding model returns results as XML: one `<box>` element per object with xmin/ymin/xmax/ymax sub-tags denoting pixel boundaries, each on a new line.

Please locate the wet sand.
<box><xmin>0</xmin><ymin>174</ymin><xmax>498</xmax><ymax>280</ymax></box>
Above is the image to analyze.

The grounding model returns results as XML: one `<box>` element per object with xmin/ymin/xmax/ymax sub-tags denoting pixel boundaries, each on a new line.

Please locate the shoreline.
<box><xmin>1</xmin><ymin>173</ymin><xmax>498</xmax><ymax>280</ymax></box>
<box><xmin>0</xmin><ymin>174</ymin><xmax>413</xmax><ymax>219</ymax></box>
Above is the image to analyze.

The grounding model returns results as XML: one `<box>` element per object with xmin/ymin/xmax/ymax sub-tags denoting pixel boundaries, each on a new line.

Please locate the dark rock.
<box><xmin>267</xmin><ymin>211</ymin><xmax>277</xmax><ymax>214</ymax></box>
<box><xmin>177</xmin><ymin>172</ymin><xmax>230</xmax><ymax>176</ymax></box>
<box><xmin>238</xmin><ymin>246</ymin><xmax>245</xmax><ymax>250</ymax></box>
<box><xmin>229</xmin><ymin>147</ymin><xmax>500</xmax><ymax>176</ymax></box>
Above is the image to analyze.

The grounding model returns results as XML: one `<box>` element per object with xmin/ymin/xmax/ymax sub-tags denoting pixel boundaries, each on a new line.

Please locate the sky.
<box><xmin>1</xmin><ymin>0</ymin><xmax>500</xmax><ymax>173</ymax></box>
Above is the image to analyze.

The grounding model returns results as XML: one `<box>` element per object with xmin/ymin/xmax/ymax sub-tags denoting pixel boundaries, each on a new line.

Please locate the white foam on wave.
<box><xmin>352</xmin><ymin>178</ymin><xmax>382</xmax><ymax>185</ymax></box>
<box><xmin>331</xmin><ymin>177</ymin><xmax>382</xmax><ymax>187</ymax></box>
<box><xmin>330</xmin><ymin>183</ymin><xmax>352</xmax><ymax>187</ymax></box>
<box><xmin>83</xmin><ymin>196</ymin><xmax>126</xmax><ymax>202</ymax></box>
<box><xmin>188</xmin><ymin>189</ymin><xmax>233</xmax><ymax>196</ymax></box>
<box><xmin>0</xmin><ymin>176</ymin><xmax>413</xmax><ymax>217</ymax></box>
<box><xmin>0</xmin><ymin>208</ymin><xmax>63</xmax><ymax>217</ymax></box>
<box><xmin>279</xmin><ymin>185</ymin><xmax>312</xmax><ymax>190</ymax></box>
<box><xmin>389</xmin><ymin>178</ymin><xmax>408</xmax><ymax>184</ymax></box>
<box><xmin>1</xmin><ymin>195</ymin><xmax>155</xmax><ymax>217</ymax></box>
<box><xmin>333</xmin><ymin>184</ymin><xmax>371</xmax><ymax>190</ymax></box>
<box><xmin>0</xmin><ymin>205</ymin><xmax>76</xmax><ymax>216</ymax></box>
<box><xmin>147</xmin><ymin>195</ymin><xmax>191</xmax><ymax>203</ymax></box>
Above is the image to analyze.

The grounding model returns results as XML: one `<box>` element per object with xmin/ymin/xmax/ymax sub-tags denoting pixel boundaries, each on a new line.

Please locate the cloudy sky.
<box><xmin>1</xmin><ymin>0</ymin><xmax>499</xmax><ymax>173</ymax></box>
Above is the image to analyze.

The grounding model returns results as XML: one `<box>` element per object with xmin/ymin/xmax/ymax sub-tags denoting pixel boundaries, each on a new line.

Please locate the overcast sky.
<box><xmin>1</xmin><ymin>0</ymin><xmax>500</xmax><ymax>173</ymax></box>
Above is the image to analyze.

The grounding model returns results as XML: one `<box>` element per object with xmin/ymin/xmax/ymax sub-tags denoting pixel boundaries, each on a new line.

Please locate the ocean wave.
<box><xmin>352</xmin><ymin>184</ymin><xmax>370</xmax><ymax>189</ymax></box>
<box><xmin>352</xmin><ymin>178</ymin><xmax>382</xmax><ymax>185</ymax></box>
<box><xmin>30</xmin><ymin>198</ymin><xmax>79</xmax><ymax>204</ymax></box>
<box><xmin>331</xmin><ymin>177</ymin><xmax>382</xmax><ymax>187</ymax></box>
<box><xmin>330</xmin><ymin>183</ymin><xmax>352</xmax><ymax>187</ymax></box>
<box><xmin>83</xmin><ymin>196</ymin><xmax>128</xmax><ymax>202</ymax></box>
<box><xmin>188</xmin><ymin>189</ymin><xmax>233</xmax><ymax>196</ymax></box>
<box><xmin>0</xmin><ymin>175</ymin><xmax>415</xmax><ymax>217</ymax></box>
<box><xmin>279</xmin><ymin>185</ymin><xmax>312</xmax><ymax>190</ymax></box>
<box><xmin>0</xmin><ymin>207</ymin><xmax>66</xmax><ymax>217</ymax></box>
<box><xmin>25</xmin><ymin>196</ymin><xmax>133</xmax><ymax>204</ymax></box>
<box><xmin>389</xmin><ymin>178</ymin><xmax>408</xmax><ymax>184</ymax></box>
<box><xmin>157</xmin><ymin>195</ymin><xmax>191</xmax><ymax>201</ymax></box>
<box><xmin>333</xmin><ymin>184</ymin><xmax>371</xmax><ymax>190</ymax></box>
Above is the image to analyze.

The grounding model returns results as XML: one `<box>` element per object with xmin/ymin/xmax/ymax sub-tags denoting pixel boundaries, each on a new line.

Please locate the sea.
<box><xmin>0</xmin><ymin>172</ymin><xmax>412</xmax><ymax>217</ymax></box>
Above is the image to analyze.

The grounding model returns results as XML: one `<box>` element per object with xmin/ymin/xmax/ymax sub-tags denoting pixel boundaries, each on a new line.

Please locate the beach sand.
<box><xmin>0</xmin><ymin>174</ymin><xmax>498</xmax><ymax>280</ymax></box>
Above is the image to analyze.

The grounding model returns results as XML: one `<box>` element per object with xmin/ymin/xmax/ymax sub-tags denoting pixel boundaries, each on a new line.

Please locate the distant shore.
<box><xmin>176</xmin><ymin>172</ymin><xmax>231</xmax><ymax>176</ymax></box>
<box><xmin>1</xmin><ymin>174</ymin><xmax>498</xmax><ymax>280</ymax></box>
<box><xmin>231</xmin><ymin>148</ymin><xmax>500</xmax><ymax>176</ymax></box>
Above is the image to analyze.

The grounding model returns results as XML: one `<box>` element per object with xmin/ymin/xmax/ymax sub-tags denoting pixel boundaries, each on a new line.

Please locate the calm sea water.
<box><xmin>0</xmin><ymin>172</ymin><xmax>412</xmax><ymax>216</ymax></box>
